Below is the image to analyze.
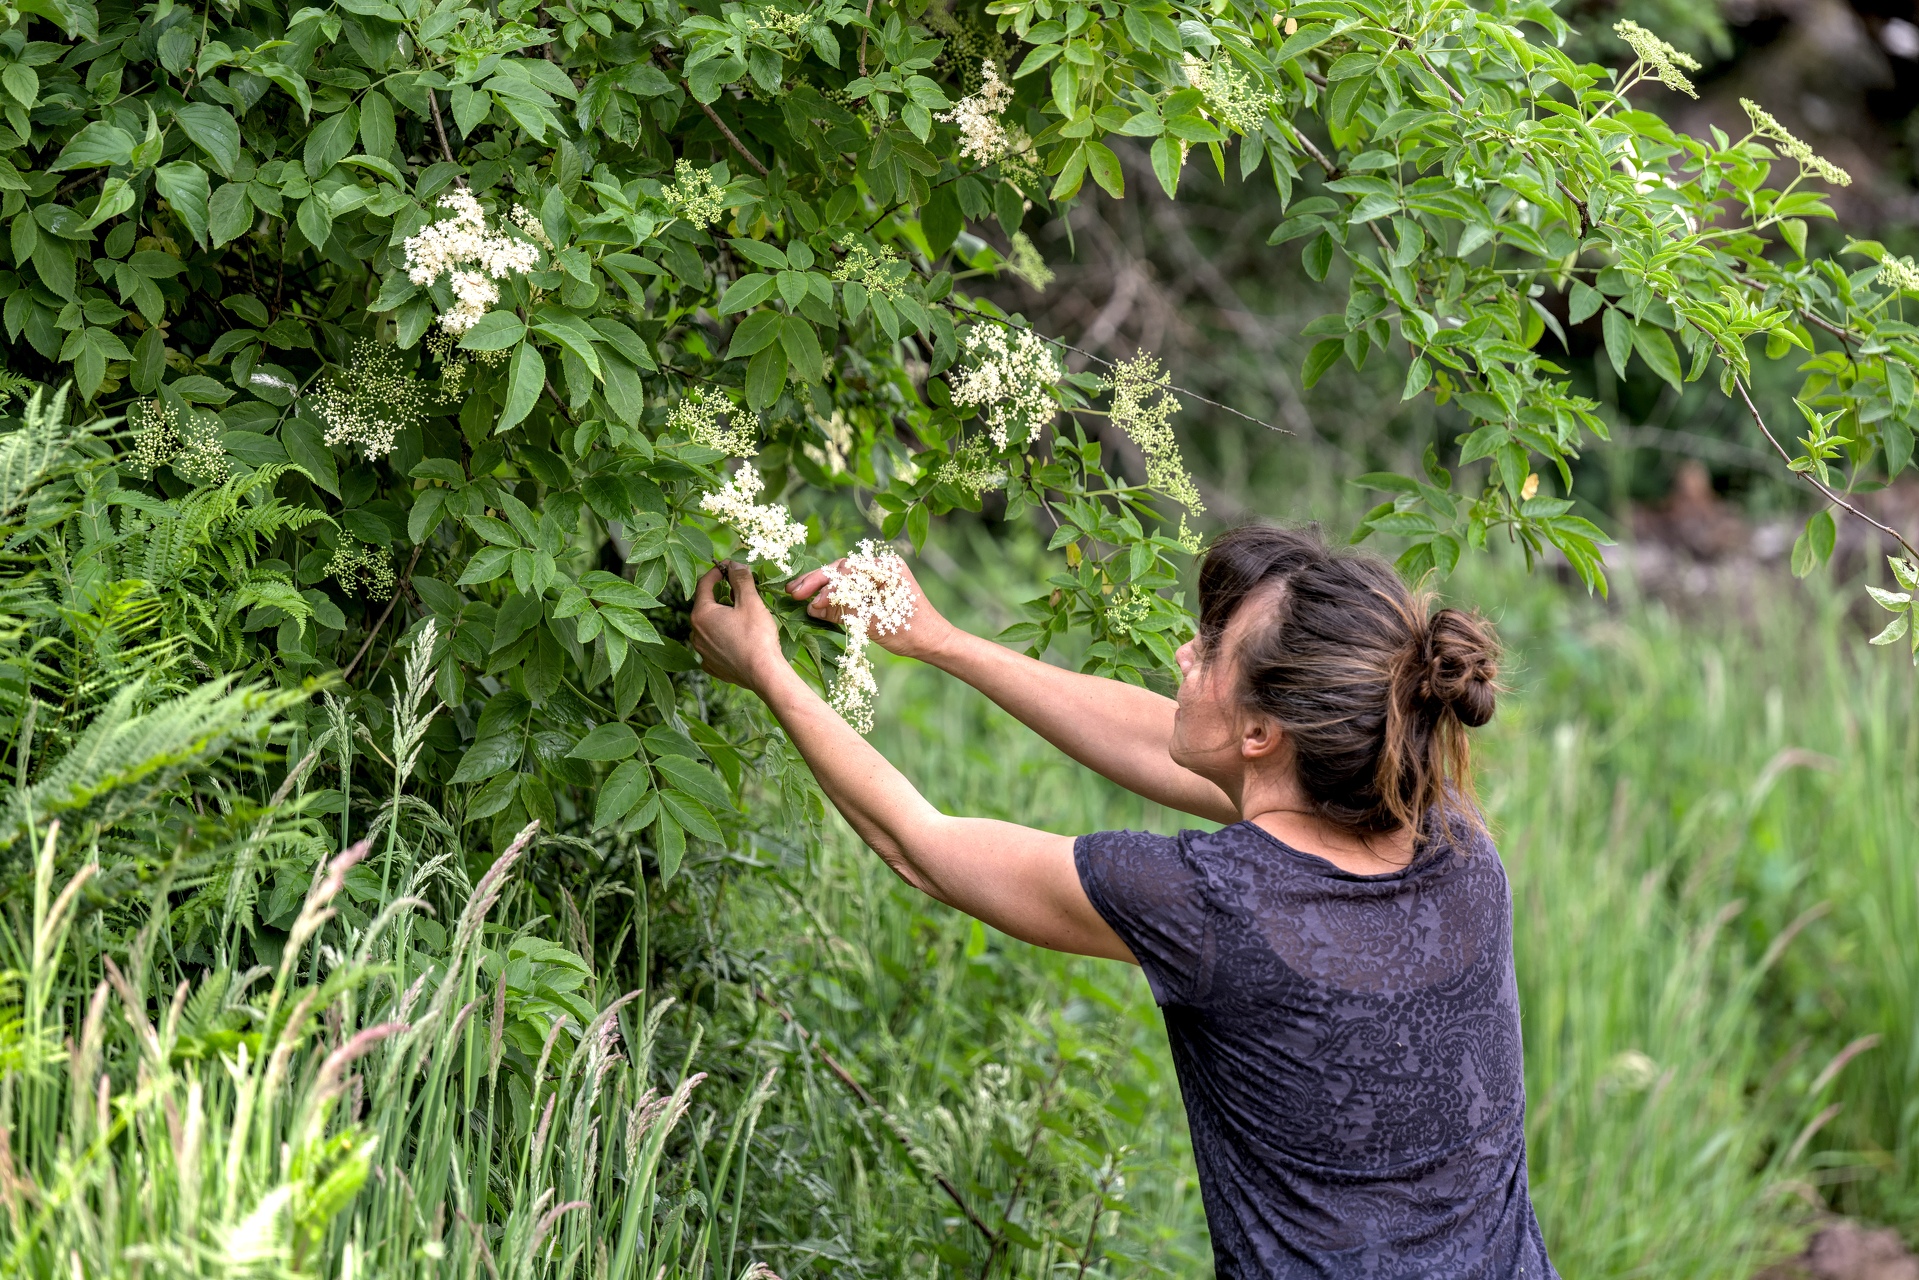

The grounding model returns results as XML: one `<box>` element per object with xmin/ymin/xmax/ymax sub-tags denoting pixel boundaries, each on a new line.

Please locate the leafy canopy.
<box><xmin>2</xmin><ymin>0</ymin><xmax>1916</xmax><ymax>872</ymax></box>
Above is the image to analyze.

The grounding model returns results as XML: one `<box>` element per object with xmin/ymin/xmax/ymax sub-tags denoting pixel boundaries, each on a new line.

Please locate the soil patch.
<box><xmin>1757</xmin><ymin>1220</ymin><xmax>1919</xmax><ymax>1280</ymax></box>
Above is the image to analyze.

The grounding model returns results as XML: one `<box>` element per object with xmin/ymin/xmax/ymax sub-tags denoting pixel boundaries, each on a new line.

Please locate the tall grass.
<box><xmin>0</xmin><ymin>628</ymin><xmax>763</xmax><ymax>1280</ymax></box>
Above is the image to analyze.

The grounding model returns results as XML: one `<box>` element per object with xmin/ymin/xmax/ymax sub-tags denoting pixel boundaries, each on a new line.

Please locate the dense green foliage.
<box><xmin>1</xmin><ymin>0</ymin><xmax>1916</xmax><ymax>892</ymax></box>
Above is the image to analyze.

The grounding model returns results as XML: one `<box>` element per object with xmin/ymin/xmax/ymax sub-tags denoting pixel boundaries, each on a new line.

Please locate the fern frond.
<box><xmin>0</xmin><ymin>678</ymin><xmax>310</xmax><ymax>853</ymax></box>
<box><xmin>0</xmin><ymin>386</ymin><xmax>75</xmax><ymax>521</ymax></box>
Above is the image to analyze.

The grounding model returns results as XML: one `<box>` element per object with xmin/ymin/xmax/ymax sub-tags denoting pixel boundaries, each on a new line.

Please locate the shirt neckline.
<box><xmin>1233</xmin><ymin>819</ymin><xmax>1445</xmax><ymax>882</ymax></box>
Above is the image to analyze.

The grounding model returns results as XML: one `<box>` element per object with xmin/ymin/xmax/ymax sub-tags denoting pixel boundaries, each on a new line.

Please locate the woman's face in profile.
<box><xmin>1170</xmin><ymin>601</ymin><xmax>1258</xmax><ymax>787</ymax></box>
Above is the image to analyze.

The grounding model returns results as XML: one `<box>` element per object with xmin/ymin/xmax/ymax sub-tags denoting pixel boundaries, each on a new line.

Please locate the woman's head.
<box><xmin>1170</xmin><ymin>524</ymin><xmax>1499</xmax><ymax>839</ymax></box>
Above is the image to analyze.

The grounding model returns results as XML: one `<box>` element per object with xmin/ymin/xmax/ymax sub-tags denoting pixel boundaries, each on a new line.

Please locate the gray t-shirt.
<box><xmin>1075</xmin><ymin>821</ymin><xmax>1556</xmax><ymax>1280</ymax></box>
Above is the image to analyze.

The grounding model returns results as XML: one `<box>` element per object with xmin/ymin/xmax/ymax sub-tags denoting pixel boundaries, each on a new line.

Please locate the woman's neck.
<box><xmin>1242</xmin><ymin>806</ymin><xmax>1417</xmax><ymax>875</ymax></box>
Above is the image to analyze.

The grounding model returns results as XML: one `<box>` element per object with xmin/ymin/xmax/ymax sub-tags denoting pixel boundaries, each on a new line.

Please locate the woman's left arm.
<box><xmin>690</xmin><ymin>562</ymin><xmax>1134</xmax><ymax>964</ymax></box>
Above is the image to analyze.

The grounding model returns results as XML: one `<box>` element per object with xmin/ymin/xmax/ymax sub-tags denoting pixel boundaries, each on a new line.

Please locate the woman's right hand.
<box><xmin>787</xmin><ymin>557</ymin><xmax>958</xmax><ymax>662</ymax></box>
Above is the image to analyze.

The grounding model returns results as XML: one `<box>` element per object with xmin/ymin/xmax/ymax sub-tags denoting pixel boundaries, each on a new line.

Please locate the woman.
<box><xmin>689</xmin><ymin>524</ymin><xmax>1556</xmax><ymax>1279</ymax></box>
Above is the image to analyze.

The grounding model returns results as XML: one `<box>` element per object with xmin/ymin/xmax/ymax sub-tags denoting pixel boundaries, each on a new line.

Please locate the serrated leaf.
<box><xmin>568</xmin><ymin>722</ymin><xmax>640</xmax><ymax>760</ymax></box>
<box><xmin>593</xmin><ymin>759</ymin><xmax>652</xmax><ymax>829</ymax></box>
<box><xmin>498</xmin><ymin>342</ymin><xmax>545</xmax><ymax>433</ymax></box>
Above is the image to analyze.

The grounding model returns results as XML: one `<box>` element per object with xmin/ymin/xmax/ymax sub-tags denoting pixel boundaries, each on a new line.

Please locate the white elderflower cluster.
<box><xmin>1107</xmin><ymin>352</ymin><xmax>1204</xmax><ymax>513</ymax></box>
<box><xmin>1879</xmin><ymin>255</ymin><xmax>1919</xmax><ymax>294</ymax></box>
<box><xmin>1740</xmin><ymin>99</ymin><xmax>1853</xmax><ymax>187</ymax></box>
<box><xmin>510</xmin><ymin>203</ymin><xmax>554</xmax><ymax>249</ymax></box>
<box><xmin>670</xmin><ymin>390</ymin><xmax>756</xmax><ymax>456</ymax></box>
<box><xmin>1105</xmin><ymin>589</ymin><xmax>1153</xmax><ymax>634</ymax></box>
<box><xmin>663</xmin><ymin>159</ymin><xmax>727</xmax><ymax>228</ymax></box>
<box><xmin>327</xmin><ymin>538</ymin><xmax>395</xmax><ymax>599</ymax></box>
<box><xmin>309</xmin><ymin>341</ymin><xmax>433</xmax><ymax>461</ymax></box>
<box><xmin>820</xmin><ymin>539</ymin><xmax>916</xmax><ymax>733</ymax></box>
<box><xmin>1614</xmin><ymin>20</ymin><xmax>1701</xmax><ymax>97</ymax></box>
<box><xmin>699</xmin><ymin>465</ymin><xmax>809</xmax><ymax>574</ymax></box>
<box><xmin>403</xmin><ymin>188</ymin><xmax>543</xmax><ymax>336</ymax></box>
<box><xmin>949</xmin><ymin>326</ymin><xmax>1061</xmax><ymax>451</ymax></box>
<box><xmin>1181</xmin><ymin>54</ymin><xmax>1282</xmax><ymax>134</ymax></box>
<box><xmin>937</xmin><ymin>60</ymin><xmax>1029</xmax><ymax>167</ymax></box>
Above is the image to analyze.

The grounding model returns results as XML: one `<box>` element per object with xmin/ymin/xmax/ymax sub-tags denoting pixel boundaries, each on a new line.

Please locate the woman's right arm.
<box><xmin>789</xmin><ymin>564</ymin><xmax>1239</xmax><ymax>824</ymax></box>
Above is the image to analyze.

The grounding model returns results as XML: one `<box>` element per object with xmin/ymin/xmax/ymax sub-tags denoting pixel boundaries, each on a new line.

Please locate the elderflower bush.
<box><xmin>3</xmin><ymin>0</ymin><xmax>1915</xmax><ymax>880</ymax></box>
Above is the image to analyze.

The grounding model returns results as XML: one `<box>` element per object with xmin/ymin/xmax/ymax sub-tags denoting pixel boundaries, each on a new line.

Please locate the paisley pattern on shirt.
<box><xmin>1076</xmin><ymin>822</ymin><xmax>1557</xmax><ymax>1280</ymax></box>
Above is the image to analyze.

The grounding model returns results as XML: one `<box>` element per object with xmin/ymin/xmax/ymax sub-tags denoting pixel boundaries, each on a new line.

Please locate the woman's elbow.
<box><xmin>868</xmin><ymin>839</ymin><xmax>933</xmax><ymax>894</ymax></box>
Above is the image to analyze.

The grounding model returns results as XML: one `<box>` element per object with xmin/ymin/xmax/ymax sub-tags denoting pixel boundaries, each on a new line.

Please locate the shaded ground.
<box><xmin>1759</xmin><ymin>1221</ymin><xmax>1919</xmax><ymax>1280</ymax></box>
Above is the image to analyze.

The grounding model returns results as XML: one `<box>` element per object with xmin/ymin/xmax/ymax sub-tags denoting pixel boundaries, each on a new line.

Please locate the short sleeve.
<box><xmin>1075</xmin><ymin>830</ymin><xmax>1213</xmax><ymax>1007</ymax></box>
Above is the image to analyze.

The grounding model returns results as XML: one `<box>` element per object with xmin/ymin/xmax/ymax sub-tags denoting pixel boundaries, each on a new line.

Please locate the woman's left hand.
<box><xmin>689</xmin><ymin>561</ymin><xmax>786</xmax><ymax>694</ymax></box>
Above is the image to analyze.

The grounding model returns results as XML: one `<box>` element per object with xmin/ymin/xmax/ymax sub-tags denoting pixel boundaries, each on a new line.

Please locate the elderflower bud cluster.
<box><xmin>130</xmin><ymin>399</ymin><xmax>180</xmax><ymax>478</ymax></box>
<box><xmin>403</xmin><ymin>189</ymin><xmax>543</xmax><ymax>336</ymax></box>
<box><xmin>663</xmin><ymin>159</ymin><xmax>728</xmax><ymax>228</ymax></box>
<box><xmin>1880</xmin><ymin>255</ymin><xmax>1919</xmax><ymax>294</ymax></box>
<box><xmin>937</xmin><ymin>60</ymin><xmax>1029</xmax><ymax>167</ymax></box>
<box><xmin>933</xmin><ymin>442</ymin><xmax>1006</xmax><ymax>496</ymax></box>
<box><xmin>1107</xmin><ymin>352</ymin><xmax>1204</xmax><ymax>513</ymax></box>
<box><xmin>1740</xmin><ymin>99</ymin><xmax>1853</xmax><ymax>187</ymax></box>
<box><xmin>1180</xmin><ymin>54</ymin><xmax>1282</xmax><ymax>134</ymax></box>
<box><xmin>803</xmin><ymin>408</ymin><xmax>855</xmax><ymax>475</ymax></box>
<box><xmin>833</xmin><ymin>236</ymin><xmax>911</xmax><ymax>298</ymax></box>
<box><xmin>670</xmin><ymin>390</ymin><xmax>757</xmax><ymax>456</ymax></box>
<box><xmin>309</xmin><ymin>341</ymin><xmax>433</xmax><ymax>461</ymax></box>
<box><xmin>327</xmin><ymin>538</ymin><xmax>396</xmax><ymax>599</ymax></box>
<box><xmin>131</xmin><ymin>399</ymin><xmax>229</xmax><ymax>485</ymax></box>
<box><xmin>949</xmin><ymin>326</ymin><xmax>1061</xmax><ymax>452</ymax></box>
<box><xmin>820</xmin><ymin>540</ymin><xmax>916</xmax><ymax>733</ymax></box>
<box><xmin>1614</xmin><ymin>20</ymin><xmax>1701</xmax><ymax>97</ymax></box>
<box><xmin>1006</xmin><ymin>232</ymin><xmax>1053</xmax><ymax>292</ymax></box>
<box><xmin>699</xmin><ymin>465</ymin><xmax>809</xmax><ymax>575</ymax></box>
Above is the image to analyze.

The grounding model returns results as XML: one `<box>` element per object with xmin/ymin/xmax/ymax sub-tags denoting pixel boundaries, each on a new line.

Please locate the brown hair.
<box><xmin>1197</xmin><ymin>524</ymin><xmax>1500</xmax><ymax>838</ymax></box>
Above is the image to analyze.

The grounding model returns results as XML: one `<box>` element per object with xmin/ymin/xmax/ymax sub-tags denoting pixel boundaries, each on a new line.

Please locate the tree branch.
<box><xmin>1731</xmin><ymin>374</ymin><xmax>1919</xmax><ymax>560</ymax></box>
<box><xmin>1736</xmin><ymin>274</ymin><xmax>1855</xmax><ymax>346</ymax></box>
<box><xmin>688</xmin><ymin>87</ymin><xmax>769</xmax><ymax>177</ymax></box>
<box><xmin>344</xmin><ymin>543</ymin><xmax>427</xmax><ymax>683</ymax></box>
<box><xmin>961</xmin><ymin>303</ymin><xmax>1293</xmax><ymax>435</ymax></box>
<box><xmin>427</xmin><ymin>89</ymin><xmax>457</xmax><ymax>165</ymax></box>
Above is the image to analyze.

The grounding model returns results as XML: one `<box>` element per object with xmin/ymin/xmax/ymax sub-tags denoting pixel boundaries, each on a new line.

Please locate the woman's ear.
<box><xmin>1240</xmin><ymin>714</ymin><xmax>1285</xmax><ymax>762</ymax></box>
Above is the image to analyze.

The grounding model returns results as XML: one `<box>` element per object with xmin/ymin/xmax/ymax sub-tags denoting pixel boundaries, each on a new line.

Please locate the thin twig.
<box><xmin>1731</xmin><ymin>374</ymin><xmax>1919</xmax><ymax>560</ymax></box>
<box><xmin>960</xmin><ymin>304</ymin><xmax>1293</xmax><ymax>434</ymax></box>
<box><xmin>689</xmin><ymin>87</ymin><xmax>770</xmax><ymax>177</ymax></box>
<box><xmin>1735</xmin><ymin>274</ymin><xmax>1855</xmax><ymax>346</ymax></box>
<box><xmin>756</xmin><ymin>990</ymin><xmax>995</xmax><ymax>1242</ymax></box>
<box><xmin>427</xmin><ymin>90</ymin><xmax>457</xmax><ymax>166</ymax></box>
<box><xmin>343</xmin><ymin>544</ymin><xmax>426</xmax><ymax>683</ymax></box>
<box><xmin>1283</xmin><ymin>124</ymin><xmax>1395</xmax><ymax>254</ymax></box>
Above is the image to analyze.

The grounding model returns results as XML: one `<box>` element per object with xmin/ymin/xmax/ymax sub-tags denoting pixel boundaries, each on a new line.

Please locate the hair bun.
<box><xmin>1422</xmin><ymin>608</ymin><xmax>1500</xmax><ymax>728</ymax></box>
